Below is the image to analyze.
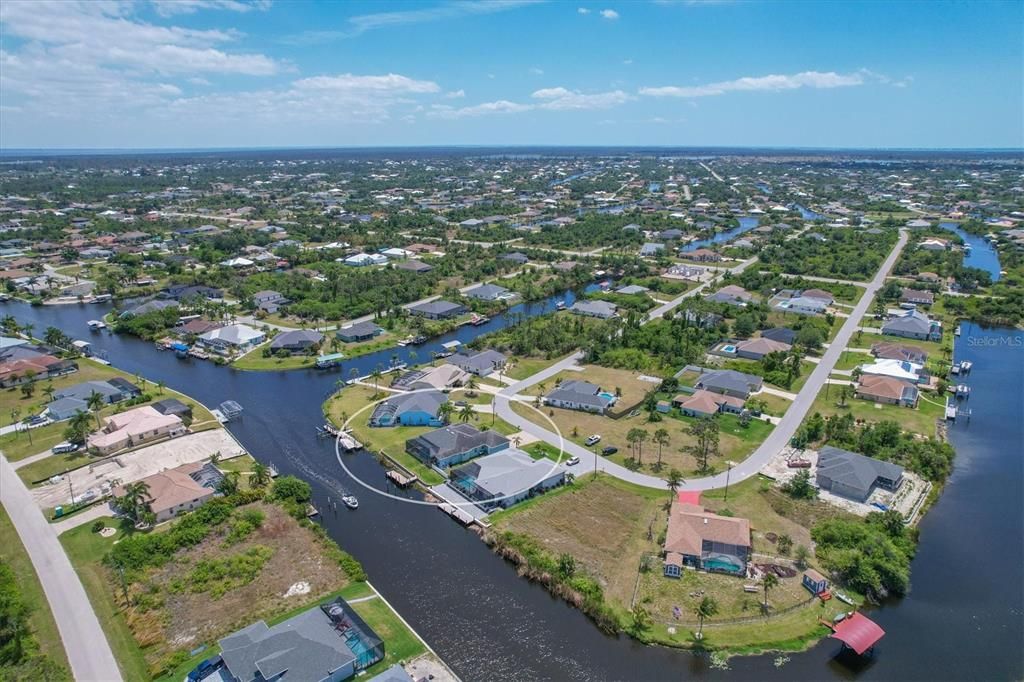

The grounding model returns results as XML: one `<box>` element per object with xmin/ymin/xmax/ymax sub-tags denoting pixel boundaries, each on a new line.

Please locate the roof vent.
<box><xmin>704</xmin><ymin>518</ymin><xmax>708</xmax><ymax>524</ymax></box>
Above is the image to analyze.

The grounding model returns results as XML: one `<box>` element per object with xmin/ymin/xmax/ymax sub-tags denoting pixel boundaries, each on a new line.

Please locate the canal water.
<box><xmin>680</xmin><ymin>216</ymin><xmax>760</xmax><ymax>253</ymax></box>
<box><xmin>937</xmin><ymin>222</ymin><xmax>1002</xmax><ymax>281</ymax></box>
<box><xmin>5</xmin><ymin>302</ymin><xmax>1021</xmax><ymax>680</ymax></box>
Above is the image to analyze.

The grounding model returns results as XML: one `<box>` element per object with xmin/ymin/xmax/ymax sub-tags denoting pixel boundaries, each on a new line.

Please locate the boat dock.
<box><xmin>318</xmin><ymin>423</ymin><xmax>362</xmax><ymax>451</ymax></box>
<box><xmin>438</xmin><ymin>502</ymin><xmax>476</xmax><ymax>526</ymax></box>
<box><xmin>386</xmin><ymin>470</ymin><xmax>418</xmax><ymax>487</ymax></box>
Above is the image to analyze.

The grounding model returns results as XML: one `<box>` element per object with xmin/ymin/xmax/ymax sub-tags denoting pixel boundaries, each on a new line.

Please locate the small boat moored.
<box><xmin>341</xmin><ymin>494</ymin><xmax>359</xmax><ymax>509</ymax></box>
<box><xmin>87</xmin><ymin>319</ymin><xmax>106</xmax><ymax>331</ymax></box>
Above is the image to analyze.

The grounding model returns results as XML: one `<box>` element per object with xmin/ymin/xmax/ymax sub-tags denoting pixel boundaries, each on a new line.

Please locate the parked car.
<box><xmin>52</xmin><ymin>442</ymin><xmax>80</xmax><ymax>454</ymax></box>
<box><xmin>566</xmin><ymin>455</ymin><xmax>580</xmax><ymax>466</ymax></box>
<box><xmin>601</xmin><ymin>446</ymin><xmax>618</xmax><ymax>456</ymax></box>
<box><xmin>584</xmin><ymin>434</ymin><xmax>602</xmax><ymax>446</ymax></box>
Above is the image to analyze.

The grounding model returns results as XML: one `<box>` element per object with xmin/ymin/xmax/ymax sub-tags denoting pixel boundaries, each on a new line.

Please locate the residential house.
<box><xmin>0</xmin><ymin>354</ymin><xmax>77</xmax><ymax>388</ymax></box>
<box><xmin>197</xmin><ymin>324</ymin><xmax>266</xmax><ymax>355</ymax></box>
<box><xmin>870</xmin><ymin>342</ymin><xmax>928</xmax><ymax>365</ymax></box>
<box><xmin>900</xmin><ymin>288</ymin><xmax>935</xmax><ymax>306</ymax></box>
<box><xmin>881</xmin><ymin>310</ymin><xmax>942</xmax><ymax>341</ymax></box>
<box><xmin>151</xmin><ymin>398</ymin><xmax>193</xmax><ymax>422</ymax></box>
<box><xmin>392</xmin><ymin>364</ymin><xmax>468</xmax><ymax>392</ymax></box>
<box><xmin>639</xmin><ymin>242</ymin><xmax>666</xmax><ymax>258</ymax></box>
<box><xmin>218</xmin><ymin>598</ymin><xmax>384</xmax><ymax>682</ymax></box>
<box><xmin>544</xmin><ymin>380</ymin><xmax>614</xmax><ymax>414</ymax></box>
<box><xmin>664</xmin><ymin>264</ymin><xmax>704</xmax><ymax>280</ymax></box>
<box><xmin>407</xmin><ymin>300</ymin><xmax>466</xmax><ymax>320</ymax></box>
<box><xmin>775</xmin><ymin>295</ymin><xmax>828</xmax><ymax>316</ymax></box>
<box><xmin>54</xmin><ymin>378</ymin><xmax>141</xmax><ymax>405</ymax></box>
<box><xmin>112</xmin><ymin>462</ymin><xmax>221</xmax><ymax>523</ymax></box>
<box><xmin>270</xmin><ymin>329</ymin><xmax>323</xmax><ymax>354</ymax></box>
<box><xmin>734</xmin><ymin>337</ymin><xmax>792</xmax><ymax>360</ymax></box>
<box><xmin>615</xmin><ymin>284</ymin><xmax>649</xmax><ymax>296</ymax></box>
<box><xmin>252</xmin><ymin>290</ymin><xmax>288</xmax><ymax>314</ymax></box>
<box><xmin>405</xmin><ymin>423</ymin><xmax>510</xmax><ymax>469</ymax></box>
<box><xmin>464</xmin><ymin>283</ymin><xmax>514</xmax><ymax>301</ymax></box>
<box><xmin>695</xmin><ymin>369</ymin><xmax>763</xmax><ymax>399</ymax></box>
<box><xmin>761</xmin><ymin>327</ymin><xmax>797</xmax><ymax>345</ymax></box>
<box><xmin>336</xmin><ymin>321</ymin><xmax>384</xmax><ymax>343</ymax></box>
<box><xmin>672</xmin><ymin>390</ymin><xmax>745</xmax><ymax>418</ymax></box>
<box><xmin>343</xmin><ymin>253</ymin><xmax>388</xmax><ymax>267</ymax></box>
<box><xmin>500</xmin><ymin>252</ymin><xmax>529</xmax><ymax>265</ymax></box>
<box><xmin>569</xmin><ymin>300</ymin><xmax>618</xmax><ymax>319</ymax></box>
<box><xmin>685</xmin><ymin>248</ymin><xmax>722</xmax><ymax>263</ymax></box>
<box><xmin>162</xmin><ymin>284</ymin><xmax>222</xmax><ymax>301</ymax></box>
<box><xmin>178</xmin><ymin>318</ymin><xmax>223</xmax><ymax>336</ymax></box>
<box><xmin>705</xmin><ymin>285</ymin><xmax>754</xmax><ymax>307</ymax></box>
<box><xmin>393</xmin><ymin>259</ymin><xmax>433</xmax><ymax>273</ymax></box>
<box><xmin>369</xmin><ymin>390</ymin><xmax>448</xmax><ymax>427</ymax></box>
<box><xmin>855</xmin><ymin>375</ymin><xmax>920</xmax><ymax>407</ymax></box>
<box><xmin>448</xmin><ymin>348</ymin><xmax>507</xmax><ymax>377</ymax></box>
<box><xmin>88</xmin><ymin>405</ymin><xmax>184</xmax><ymax>455</ymax></box>
<box><xmin>816</xmin><ymin>445</ymin><xmax>904</xmax><ymax>502</ymax></box>
<box><xmin>663</xmin><ymin>502</ymin><xmax>751</xmax><ymax>577</ymax></box>
<box><xmin>918</xmin><ymin>238</ymin><xmax>950</xmax><ymax>251</ymax></box>
<box><xmin>45</xmin><ymin>396</ymin><xmax>89</xmax><ymax>421</ymax></box>
<box><xmin>449</xmin><ymin>449</ymin><xmax>568</xmax><ymax>511</ymax></box>
<box><xmin>858</xmin><ymin>358</ymin><xmax>925</xmax><ymax>383</ymax></box>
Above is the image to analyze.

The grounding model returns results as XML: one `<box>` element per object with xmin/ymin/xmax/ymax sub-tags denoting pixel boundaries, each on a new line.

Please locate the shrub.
<box><xmin>91</xmin><ymin>520</ymin><xmax>106</xmax><ymax>533</ymax></box>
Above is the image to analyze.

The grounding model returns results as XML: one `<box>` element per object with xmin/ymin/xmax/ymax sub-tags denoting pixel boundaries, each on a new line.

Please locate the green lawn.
<box><xmin>59</xmin><ymin>517</ymin><xmax>150</xmax><ymax>682</ymax></box>
<box><xmin>351</xmin><ymin>595</ymin><xmax>428</xmax><ymax>676</ymax></box>
<box><xmin>0</xmin><ymin>507</ymin><xmax>70</xmax><ymax>676</ymax></box>
<box><xmin>751</xmin><ymin>393</ymin><xmax>793</xmax><ymax>417</ymax></box>
<box><xmin>504</xmin><ymin>355</ymin><xmax>562</xmax><ymax>381</ymax></box>
<box><xmin>232</xmin><ymin>348</ymin><xmax>318</xmax><ymax>371</ymax></box>
<box><xmin>806</xmin><ymin>383</ymin><xmax>945</xmax><ymax>437</ymax></box>
<box><xmin>17</xmin><ymin>448</ymin><xmax>94</xmax><ymax>486</ymax></box>
<box><xmin>833</xmin><ymin>350</ymin><xmax>873</xmax><ymax>370</ymax></box>
<box><xmin>852</xmin><ymin>331</ymin><xmax>948</xmax><ymax>356</ymax></box>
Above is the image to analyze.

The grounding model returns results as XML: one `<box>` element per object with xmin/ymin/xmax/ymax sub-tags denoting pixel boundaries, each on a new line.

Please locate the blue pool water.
<box><xmin>722</xmin><ymin>344</ymin><xmax>737</xmax><ymax>353</ymax></box>
<box><xmin>599</xmin><ymin>391</ymin><xmax>615</xmax><ymax>400</ymax></box>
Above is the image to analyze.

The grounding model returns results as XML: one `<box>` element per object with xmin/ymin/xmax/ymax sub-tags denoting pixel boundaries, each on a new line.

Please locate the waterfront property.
<box><xmin>544</xmin><ymin>379</ymin><xmax>615</xmax><ymax>414</ymax></box>
<box><xmin>449</xmin><ymin>448</ymin><xmax>568</xmax><ymax>511</ymax></box>
<box><xmin>53</xmin><ymin>377</ymin><xmax>141</xmax><ymax>405</ymax></box>
<box><xmin>663</xmin><ymin>501</ymin><xmax>752</xmax><ymax>577</ymax></box>
<box><xmin>407</xmin><ymin>300</ymin><xmax>466</xmax><ymax>320</ymax></box>
<box><xmin>218</xmin><ymin>597</ymin><xmax>384</xmax><ymax>681</ymax></box>
<box><xmin>464</xmin><ymin>283</ymin><xmax>515</xmax><ymax>301</ymax></box>
<box><xmin>858</xmin><ymin>358</ymin><xmax>926</xmax><ymax>383</ymax></box>
<box><xmin>871</xmin><ymin>341</ymin><xmax>928</xmax><ymax>364</ymax></box>
<box><xmin>694</xmin><ymin>369</ymin><xmax>763</xmax><ymax>400</ymax></box>
<box><xmin>87</xmin><ymin>405</ymin><xmax>185</xmax><ymax>454</ymax></box>
<box><xmin>111</xmin><ymin>461</ymin><xmax>221</xmax><ymax>523</ymax></box>
<box><xmin>569</xmin><ymin>299</ymin><xmax>618</xmax><ymax>319</ymax></box>
<box><xmin>0</xmin><ymin>353</ymin><xmax>77</xmax><ymax>387</ymax></box>
<box><xmin>900</xmin><ymin>288</ymin><xmax>935</xmax><ymax>306</ymax></box>
<box><xmin>391</xmin><ymin>364</ymin><xmax>466</xmax><ymax>391</ymax></box>
<box><xmin>855</xmin><ymin>375</ymin><xmax>920</xmax><ymax>407</ymax></box>
<box><xmin>448</xmin><ymin>348</ymin><xmax>507</xmax><ymax>376</ymax></box>
<box><xmin>270</xmin><ymin>329</ymin><xmax>324</xmax><ymax>354</ymax></box>
<box><xmin>881</xmin><ymin>309</ymin><xmax>942</xmax><ymax>341</ymax></box>
<box><xmin>816</xmin><ymin>445</ymin><xmax>905</xmax><ymax>502</ymax></box>
<box><xmin>336</xmin><ymin>321</ymin><xmax>384</xmax><ymax>343</ymax></box>
<box><xmin>369</xmin><ymin>390</ymin><xmax>448</xmax><ymax>427</ymax></box>
<box><xmin>198</xmin><ymin>323</ymin><xmax>267</xmax><ymax>354</ymax></box>
<box><xmin>405</xmin><ymin>423</ymin><xmax>510</xmax><ymax>469</ymax></box>
<box><xmin>802</xmin><ymin>569</ymin><xmax>829</xmax><ymax>596</ymax></box>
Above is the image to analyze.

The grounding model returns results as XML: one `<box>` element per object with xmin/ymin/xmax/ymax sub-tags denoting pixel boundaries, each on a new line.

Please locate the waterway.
<box><xmin>792</xmin><ymin>204</ymin><xmax>825</xmax><ymax>221</ymax></box>
<box><xmin>937</xmin><ymin>222</ymin><xmax>1002</xmax><ymax>281</ymax></box>
<box><xmin>681</xmin><ymin>216</ymin><xmax>760</xmax><ymax>252</ymax></box>
<box><xmin>4</xmin><ymin>302</ymin><xmax>1021</xmax><ymax>680</ymax></box>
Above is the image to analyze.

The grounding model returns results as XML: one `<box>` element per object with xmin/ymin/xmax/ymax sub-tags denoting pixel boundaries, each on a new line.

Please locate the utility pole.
<box><xmin>724</xmin><ymin>460</ymin><xmax>735</xmax><ymax>503</ymax></box>
<box><xmin>66</xmin><ymin>469</ymin><xmax>75</xmax><ymax>506</ymax></box>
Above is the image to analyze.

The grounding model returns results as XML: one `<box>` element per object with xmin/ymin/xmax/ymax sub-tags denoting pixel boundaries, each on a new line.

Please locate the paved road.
<box><xmin>494</xmin><ymin>230</ymin><xmax>909</xmax><ymax>491</ymax></box>
<box><xmin>0</xmin><ymin>454</ymin><xmax>122</xmax><ymax>682</ymax></box>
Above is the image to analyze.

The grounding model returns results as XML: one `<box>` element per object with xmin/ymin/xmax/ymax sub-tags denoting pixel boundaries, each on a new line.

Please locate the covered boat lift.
<box><xmin>830</xmin><ymin>612</ymin><xmax>885</xmax><ymax>655</ymax></box>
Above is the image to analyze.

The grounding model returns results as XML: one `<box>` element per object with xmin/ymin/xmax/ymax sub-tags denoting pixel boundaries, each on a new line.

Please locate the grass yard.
<box><xmin>504</xmin><ymin>355</ymin><xmax>563</xmax><ymax>381</ymax></box>
<box><xmin>232</xmin><ymin>347</ymin><xmax>318</xmax><ymax>371</ymax></box>
<box><xmin>519</xmin><ymin>364</ymin><xmax>658</xmax><ymax>415</ymax></box>
<box><xmin>0</xmin><ymin>507</ymin><xmax>70</xmax><ymax>676</ymax></box>
<box><xmin>833</xmin><ymin>350</ymin><xmax>873</xmax><ymax>370</ymax></box>
<box><xmin>62</xmin><ymin>503</ymin><xmax>352</xmax><ymax>680</ymax></box>
<box><xmin>806</xmin><ymin>383</ymin><xmax>945</xmax><ymax>437</ymax></box>
<box><xmin>751</xmin><ymin>393</ymin><xmax>793</xmax><ymax>417</ymax></box>
<box><xmin>852</xmin><ymin>331</ymin><xmax>948</xmax><ymax>357</ymax></box>
<box><xmin>350</xmin><ymin>594</ymin><xmax>428</xmax><ymax>676</ymax></box>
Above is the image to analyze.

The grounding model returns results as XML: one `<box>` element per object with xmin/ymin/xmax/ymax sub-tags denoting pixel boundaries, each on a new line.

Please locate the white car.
<box><xmin>566</xmin><ymin>455</ymin><xmax>581</xmax><ymax>466</ymax></box>
<box><xmin>584</xmin><ymin>434</ymin><xmax>602</xmax><ymax>446</ymax></box>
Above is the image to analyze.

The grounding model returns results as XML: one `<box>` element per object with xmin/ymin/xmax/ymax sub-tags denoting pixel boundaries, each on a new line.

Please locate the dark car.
<box><xmin>601</xmin><ymin>446</ymin><xmax>618</xmax><ymax>456</ymax></box>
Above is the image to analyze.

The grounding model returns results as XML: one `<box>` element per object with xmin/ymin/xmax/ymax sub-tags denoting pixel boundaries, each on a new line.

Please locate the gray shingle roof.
<box><xmin>696</xmin><ymin>369</ymin><xmax>763</xmax><ymax>395</ymax></box>
<box><xmin>817</xmin><ymin>445</ymin><xmax>904</xmax><ymax>496</ymax></box>
<box><xmin>453</xmin><ymin>449</ymin><xmax>566</xmax><ymax>499</ymax></box>
<box><xmin>270</xmin><ymin>329</ymin><xmax>323</xmax><ymax>350</ymax></box>
<box><xmin>408</xmin><ymin>423</ymin><xmax>509</xmax><ymax>459</ymax></box>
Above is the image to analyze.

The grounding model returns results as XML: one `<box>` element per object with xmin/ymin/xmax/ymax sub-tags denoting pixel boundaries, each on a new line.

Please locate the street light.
<box><xmin>724</xmin><ymin>460</ymin><xmax>736</xmax><ymax>503</ymax></box>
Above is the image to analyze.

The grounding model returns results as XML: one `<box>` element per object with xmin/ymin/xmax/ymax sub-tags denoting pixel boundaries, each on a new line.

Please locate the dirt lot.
<box><xmin>30</xmin><ymin>429</ymin><xmax>243</xmax><ymax>508</ymax></box>
<box><xmin>494</xmin><ymin>476</ymin><xmax>667</xmax><ymax>605</ymax></box>
<box><xmin>129</xmin><ymin>503</ymin><xmax>348</xmax><ymax>670</ymax></box>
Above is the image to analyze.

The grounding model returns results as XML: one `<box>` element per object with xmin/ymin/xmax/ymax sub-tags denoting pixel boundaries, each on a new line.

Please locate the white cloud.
<box><xmin>150</xmin><ymin>0</ymin><xmax>272</xmax><ymax>17</ymax></box>
<box><xmin>639</xmin><ymin>69</ymin><xmax>878</xmax><ymax>98</ymax></box>
<box><xmin>529</xmin><ymin>67</ymin><xmax>544</xmax><ymax>75</ymax></box>
<box><xmin>293</xmin><ymin>73</ymin><xmax>439</xmax><ymax>94</ymax></box>
<box><xmin>431</xmin><ymin>86</ymin><xmax>632</xmax><ymax>119</ymax></box>
<box><xmin>600</xmin><ymin>8</ymin><xmax>619</xmax><ymax>19</ymax></box>
<box><xmin>444</xmin><ymin>89</ymin><xmax>466</xmax><ymax>98</ymax></box>
<box><xmin>623</xmin><ymin>59</ymin><xmax>633</xmax><ymax>65</ymax></box>
<box><xmin>577</xmin><ymin>7</ymin><xmax>590</xmax><ymax>14</ymax></box>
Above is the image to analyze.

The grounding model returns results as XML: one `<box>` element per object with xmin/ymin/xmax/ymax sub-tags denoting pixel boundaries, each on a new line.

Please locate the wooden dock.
<box><xmin>386</xmin><ymin>470</ymin><xmax>418</xmax><ymax>487</ymax></box>
<box><xmin>438</xmin><ymin>502</ymin><xmax>476</xmax><ymax>525</ymax></box>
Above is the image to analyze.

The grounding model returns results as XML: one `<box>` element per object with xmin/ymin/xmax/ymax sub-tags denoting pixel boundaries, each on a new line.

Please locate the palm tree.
<box><xmin>458</xmin><ymin>403</ymin><xmax>475</xmax><ymax>423</ymax></box>
<box><xmin>21</xmin><ymin>323</ymin><xmax>34</xmax><ymax>341</ymax></box>
<box><xmin>465</xmin><ymin>375</ymin><xmax>478</xmax><ymax>395</ymax></box>
<box><xmin>630</xmin><ymin>604</ymin><xmax>652</xmax><ymax>635</ymax></box>
<box><xmin>66</xmin><ymin>410</ymin><xmax>92</xmax><ymax>445</ymax></box>
<box><xmin>119</xmin><ymin>481</ymin><xmax>152</xmax><ymax>524</ymax></box>
<box><xmin>86</xmin><ymin>390</ymin><xmax>105</xmax><ymax>428</ymax></box>
<box><xmin>636</xmin><ymin>429</ymin><xmax>649</xmax><ymax>465</ymax></box>
<box><xmin>42</xmin><ymin>383</ymin><xmax>56</xmax><ymax>402</ymax></box>
<box><xmin>694</xmin><ymin>596</ymin><xmax>718</xmax><ymax>639</ymax></box>
<box><xmin>349</xmin><ymin>367</ymin><xmax>359</xmax><ymax>384</ymax></box>
<box><xmin>438</xmin><ymin>402</ymin><xmax>455</xmax><ymax>424</ymax></box>
<box><xmin>666</xmin><ymin>468</ymin><xmax>684</xmax><ymax>502</ymax></box>
<box><xmin>156</xmin><ymin>380</ymin><xmax>165</xmax><ymax>395</ymax></box>
<box><xmin>653</xmin><ymin>428</ymin><xmax>670</xmax><ymax>470</ymax></box>
<box><xmin>210</xmin><ymin>451</ymin><xmax>222</xmax><ymax>465</ymax></box>
<box><xmin>625</xmin><ymin>428</ymin><xmax>640</xmax><ymax>460</ymax></box>
<box><xmin>762</xmin><ymin>572</ymin><xmax>779</xmax><ymax>612</ymax></box>
<box><xmin>249</xmin><ymin>462</ymin><xmax>271</xmax><ymax>488</ymax></box>
<box><xmin>370</xmin><ymin>368</ymin><xmax>382</xmax><ymax>394</ymax></box>
<box><xmin>217</xmin><ymin>470</ymin><xmax>241</xmax><ymax>496</ymax></box>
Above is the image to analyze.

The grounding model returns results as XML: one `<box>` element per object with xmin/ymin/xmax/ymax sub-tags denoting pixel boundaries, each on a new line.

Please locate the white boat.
<box><xmin>341</xmin><ymin>494</ymin><xmax>359</xmax><ymax>510</ymax></box>
<box><xmin>87</xmin><ymin>320</ymin><xmax>106</xmax><ymax>330</ymax></box>
<box><xmin>835</xmin><ymin>592</ymin><xmax>856</xmax><ymax>606</ymax></box>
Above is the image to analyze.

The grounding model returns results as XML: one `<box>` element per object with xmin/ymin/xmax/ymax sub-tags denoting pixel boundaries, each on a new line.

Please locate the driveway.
<box><xmin>0</xmin><ymin>454</ymin><xmax>122</xmax><ymax>682</ymax></box>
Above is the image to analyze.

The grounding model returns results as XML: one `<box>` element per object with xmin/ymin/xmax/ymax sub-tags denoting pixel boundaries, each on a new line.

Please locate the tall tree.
<box><xmin>653</xmin><ymin>428</ymin><xmax>670</xmax><ymax>470</ymax></box>
<box><xmin>694</xmin><ymin>596</ymin><xmax>719</xmax><ymax>639</ymax></box>
<box><xmin>762</xmin><ymin>572</ymin><xmax>779</xmax><ymax>612</ymax></box>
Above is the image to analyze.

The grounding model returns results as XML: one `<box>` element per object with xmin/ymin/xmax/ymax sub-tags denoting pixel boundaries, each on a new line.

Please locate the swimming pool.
<box><xmin>703</xmin><ymin>557</ymin><xmax>743</xmax><ymax>573</ymax></box>
<box><xmin>721</xmin><ymin>344</ymin><xmax>737</xmax><ymax>353</ymax></box>
<box><xmin>599</xmin><ymin>391</ymin><xmax>616</xmax><ymax>401</ymax></box>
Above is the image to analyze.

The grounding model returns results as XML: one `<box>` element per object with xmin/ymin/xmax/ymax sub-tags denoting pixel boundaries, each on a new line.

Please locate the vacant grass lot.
<box><xmin>806</xmin><ymin>383</ymin><xmax>945</xmax><ymax>437</ymax></box>
<box><xmin>852</xmin><ymin>331</ymin><xmax>947</xmax><ymax>356</ymax></box>
<box><xmin>232</xmin><ymin>348</ymin><xmax>317</xmax><ymax>371</ymax></box>
<box><xmin>833</xmin><ymin>350</ymin><xmax>873</xmax><ymax>370</ymax></box>
<box><xmin>504</xmin><ymin>355</ymin><xmax>563</xmax><ymax>381</ymax></box>
<box><xmin>0</xmin><ymin>507</ymin><xmax>70</xmax><ymax>676</ymax></box>
<box><xmin>512</xmin><ymin>402</ymin><xmax>773</xmax><ymax>478</ymax></box>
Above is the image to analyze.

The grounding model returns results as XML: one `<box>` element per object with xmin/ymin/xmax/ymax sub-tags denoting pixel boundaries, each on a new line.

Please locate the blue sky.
<box><xmin>1</xmin><ymin>0</ymin><xmax>1021</xmax><ymax>149</ymax></box>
